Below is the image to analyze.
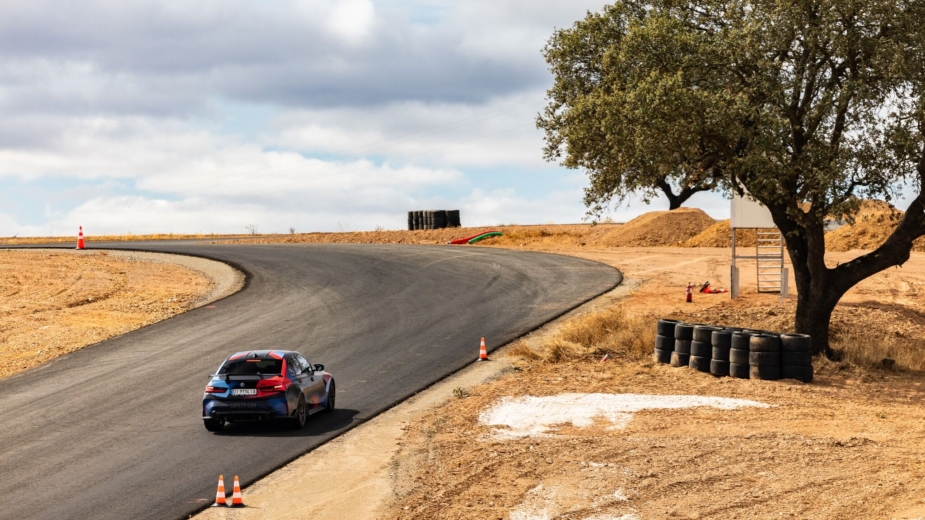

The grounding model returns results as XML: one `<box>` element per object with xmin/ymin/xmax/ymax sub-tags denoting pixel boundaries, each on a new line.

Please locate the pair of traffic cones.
<box><xmin>212</xmin><ymin>475</ymin><xmax>245</xmax><ymax>508</ymax></box>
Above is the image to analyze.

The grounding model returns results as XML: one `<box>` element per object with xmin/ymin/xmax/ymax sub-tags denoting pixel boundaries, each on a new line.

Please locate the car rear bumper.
<box><xmin>203</xmin><ymin>394</ymin><xmax>289</xmax><ymax>420</ymax></box>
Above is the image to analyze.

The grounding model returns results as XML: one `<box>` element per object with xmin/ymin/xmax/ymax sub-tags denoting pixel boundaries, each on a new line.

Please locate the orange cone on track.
<box><xmin>477</xmin><ymin>337</ymin><xmax>489</xmax><ymax>361</ymax></box>
<box><xmin>229</xmin><ymin>475</ymin><xmax>245</xmax><ymax>508</ymax></box>
<box><xmin>76</xmin><ymin>226</ymin><xmax>86</xmax><ymax>250</ymax></box>
<box><xmin>211</xmin><ymin>475</ymin><xmax>227</xmax><ymax>507</ymax></box>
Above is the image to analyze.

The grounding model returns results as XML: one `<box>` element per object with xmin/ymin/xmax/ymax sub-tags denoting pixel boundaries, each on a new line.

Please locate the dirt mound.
<box><xmin>598</xmin><ymin>208</ymin><xmax>715</xmax><ymax>247</ymax></box>
<box><xmin>683</xmin><ymin>220</ymin><xmax>761</xmax><ymax>248</ymax></box>
<box><xmin>825</xmin><ymin>202</ymin><xmax>925</xmax><ymax>252</ymax></box>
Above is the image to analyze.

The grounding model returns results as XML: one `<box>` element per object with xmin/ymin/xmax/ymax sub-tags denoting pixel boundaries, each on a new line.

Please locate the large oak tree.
<box><xmin>539</xmin><ymin>0</ymin><xmax>925</xmax><ymax>354</ymax></box>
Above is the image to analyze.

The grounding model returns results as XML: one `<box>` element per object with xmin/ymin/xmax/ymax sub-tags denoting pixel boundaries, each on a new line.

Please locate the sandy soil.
<box><xmin>386</xmin><ymin>361</ymin><xmax>925</xmax><ymax>520</ymax></box>
<box><xmin>378</xmin><ymin>247</ymin><xmax>925</xmax><ymax>520</ymax></box>
<box><xmin>0</xmin><ymin>249</ymin><xmax>237</xmax><ymax>379</ymax></box>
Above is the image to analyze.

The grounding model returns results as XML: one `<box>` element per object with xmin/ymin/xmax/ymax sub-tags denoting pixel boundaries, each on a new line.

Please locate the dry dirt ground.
<box><xmin>380</xmin><ymin>247</ymin><xmax>925</xmax><ymax>520</ymax></box>
<box><xmin>0</xmin><ymin>249</ymin><xmax>220</xmax><ymax>379</ymax></box>
<box><xmin>386</xmin><ymin>361</ymin><xmax>925</xmax><ymax>520</ymax></box>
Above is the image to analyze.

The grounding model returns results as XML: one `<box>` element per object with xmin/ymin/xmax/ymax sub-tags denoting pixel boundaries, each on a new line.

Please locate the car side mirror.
<box><xmin>313</xmin><ymin>364</ymin><xmax>324</xmax><ymax>372</ymax></box>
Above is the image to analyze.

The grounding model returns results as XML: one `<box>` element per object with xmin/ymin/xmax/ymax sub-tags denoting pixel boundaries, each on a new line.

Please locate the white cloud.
<box><xmin>270</xmin><ymin>91</ymin><xmax>548</xmax><ymax>168</ymax></box>
<box><xmin>324</xmin><ymin>0</ymin><xmax>376</xmax><ymax>45</ymax></box>
<box><xmin>6</xmin><ymin>0</ymin><xmax>728</xmax><ymax>236</ymax></box>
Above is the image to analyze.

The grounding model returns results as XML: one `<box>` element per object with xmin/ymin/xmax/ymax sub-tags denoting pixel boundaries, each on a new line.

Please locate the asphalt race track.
<box><xmin>0</xmin><ymin>243</ymin><xmax>620</xmax><ymax>520</ymax></box>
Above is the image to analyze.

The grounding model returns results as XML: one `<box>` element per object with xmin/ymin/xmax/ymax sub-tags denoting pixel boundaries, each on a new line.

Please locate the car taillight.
<box><xmin>257</xmin><ymin>377</ymin><xmax>289</xmax><ymax>393</ymax></box>
<box><xmin>205</xmin><ymin>385</ymin><xmax>225</xmax><ymax>393</ymax></box>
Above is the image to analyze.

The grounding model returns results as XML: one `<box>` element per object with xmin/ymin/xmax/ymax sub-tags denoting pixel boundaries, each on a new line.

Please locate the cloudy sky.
<box><xmin>0</xmin><ymin>0</ymin><xmax>729</xmax><ymax>236</ymax></box>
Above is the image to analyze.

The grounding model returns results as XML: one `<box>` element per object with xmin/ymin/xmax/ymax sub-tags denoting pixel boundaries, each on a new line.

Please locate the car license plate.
<box><xmin>231</xmin><ymin>388</ymin><xmax>257</xmax><ymax>396</ymax></box>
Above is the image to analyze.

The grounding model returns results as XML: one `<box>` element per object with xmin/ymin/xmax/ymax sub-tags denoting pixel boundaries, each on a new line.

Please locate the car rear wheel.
<box><xmin>325</xmin><ymin>380</ymin><xmax>336</xmax><ymax>412</ymax></box>
<box><xmin>291</xmin><ymin>396</ymin><xmax>307</xmax><ymax>429</ymax></box>
<box><xmin>203</xmin><ymin>418</ymin><xmax>225</xmax><ymax>432</ymax></box>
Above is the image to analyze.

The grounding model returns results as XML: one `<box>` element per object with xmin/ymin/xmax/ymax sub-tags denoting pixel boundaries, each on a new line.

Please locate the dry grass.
<box><xmin>0</xmin><ymin>233</ymin><xmax>255</xmax><ymax>245</ymax></box>
<box><xmin>508</xmin><ymin>306</ymin><xmax>655</xmax><ymax>363</ymax></box>
<box><xmin>832</xmin><ymin>333</ymin><xmax>925</xmax><ymax>371</ymax></box>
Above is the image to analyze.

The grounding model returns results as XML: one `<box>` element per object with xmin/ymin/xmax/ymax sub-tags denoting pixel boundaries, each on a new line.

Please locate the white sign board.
<box><xmin>731</xmin><ymin>190</ymin><xmax>775</xmax><ymax>228</ymax></box>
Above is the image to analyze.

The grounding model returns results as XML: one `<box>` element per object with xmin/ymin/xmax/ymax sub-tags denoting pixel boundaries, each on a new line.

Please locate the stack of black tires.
<box><xmin>408</xmin><ymin>210</ymin><xmax>461</xmax><ymax>230</ymax></box>
<box><xmin>653</xmin><ymin>319</ymin><xmax>813</xmax><ymax>382</ymax></box>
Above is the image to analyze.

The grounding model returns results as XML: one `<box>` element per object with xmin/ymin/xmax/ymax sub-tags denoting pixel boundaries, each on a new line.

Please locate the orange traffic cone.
<box><xmin>76</xmin><ymin>226</ymin><xmax>86</xmax><ymax>250</ymax></box>
<box><xmin>229</xmin><ymin>475</ymin><xmax>245</xmax><ymax>508</ymax></box>
<box><xmin>211</xmin><ymin>475</ymin><xmax>227</xmax><ymax>507</ymax></box>
<box><xmin>477</xmin><ymin>337</ymin><xmax>489</xmax><ymax>361</ymax></box>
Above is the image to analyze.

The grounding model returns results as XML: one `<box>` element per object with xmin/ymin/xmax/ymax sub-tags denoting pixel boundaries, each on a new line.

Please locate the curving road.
<box><xmin>0</xmin><ymin>243</ymin><xmax>620</xmax><ymax>520</ymax></box>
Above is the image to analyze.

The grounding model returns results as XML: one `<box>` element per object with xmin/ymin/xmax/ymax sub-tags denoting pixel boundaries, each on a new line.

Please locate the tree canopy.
<box><xmin>539</xmin><ymin>0</ymin><xmax>925</xmax><ymax>353</ymax></box>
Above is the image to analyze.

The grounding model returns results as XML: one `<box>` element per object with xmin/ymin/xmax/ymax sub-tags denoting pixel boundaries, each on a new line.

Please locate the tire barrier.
<box><xmin>674</xmin><ymin>324</ymin><xmax>694</xmax><ymax>341</ymax></box>
<box><xmin>690</xmin><ymin>341</ymin><xmax>711</xmax><ymax>358</ymax></box>
<box><xmin>780</xmin><ymin>333</ymin><xmax>813</xmax><ymax>382</ymax></box>
<box><xmin>730</xmin><ymin>331</ymin><xmax>754</xmax><ymax>351</ymax></box>
<box><xmin>409</xmin><ymin>209</ymin><xmax>462</xmax><ymax>230</ymax></box>
<box><xmin>655</xmin><ymin>318</ymin><xmax>813</xmax><ymax>383</ymax></box>
<box><xmin>749</xmin><ymin>334</ymin><xmax>781</xmax><ymax>380</ymax></box>
<box><xmin>670</xmin><ymin>351</ymin><xmax>690</xmax><ymax>367</ymax></box>
<box><xmin>728</xmin><ymin>347</ymin><xmax>750</xmax><ymax>365</ymax></box>
<box><xmin>657</xmin><ymin>319</ymin><xmax>681</xmax><ymax>337</ymax></box>
<box><xmin>712</xmin><ymin>330</ymin><xmax>733</xmax><ymax>348</ymax></box>
<box><xmin>692</xmin><ymin>326</ymin><xmax>720</xmax><ymax>343</ymax></box>
<box><xmin>690</xmin><ymin>325</ymin><xmax>719</xmax><ymax>372</ymax></box>
<box><xmin>710</xmin><ymin>359</ymin><xmax>730</xmax><ymax>376</ymax></box>
<box><xmin>655</xmin><ymin>335</ymin><xmax>674</xmax><ymax>351</ymax></box>
<box><xmin>689</xmin><ymin>355</ymin><xmax>710</xmax><ymax>372</ymax></box>
<box><xmin>729</xmin><ymin>362</ymin><xmax>750</xmax><ymax>378</ymax></box>
<box><xmin>654</xmin><ymin>348</ymin><xmax>672</xmax><ymax>364</ymax></box>
<box><xmin>446</xmin><ymin>210</ymin><xmax>461</xmax><ymax>228</ymax></box>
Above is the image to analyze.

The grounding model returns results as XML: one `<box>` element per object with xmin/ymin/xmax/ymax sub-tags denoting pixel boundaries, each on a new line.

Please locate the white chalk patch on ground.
<box><xmin>613</xmin><ymin>489</ymin><xmax>629</xmax><ymax>501</ymax></box>
<box><xmin>509</xmin><ymin>484</ymin><xmax>637</xmax><ymax>520</ymax></box>
<box><xmin>509</xmin><ymin>484</ymin><xmax>556</xmax><ymax>520</ymax></box>
<box><xmin>480</xmin><ymin>393</ymin><xmax>770</xmax><ymax>438</ymax></box>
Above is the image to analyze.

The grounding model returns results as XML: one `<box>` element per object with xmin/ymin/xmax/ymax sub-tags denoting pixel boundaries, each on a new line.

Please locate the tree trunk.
<box><xmin>774</xmin><ymin>186</ymin><xmax>925</xmax><ymax>356</ymax></box>
<box><xmin>656</xmin><ymin>179</ymin><xmax>705</xmax><ymax>210</ymax></box>
<box><xmin>793</xmin><ymin>279</ymin><xmax>842</xmax><ymax>357</ymax></box>
<box><xmin>777</xmin><ymin>213</ymin><xmax>843</xmax><ymax>356</ymax></box>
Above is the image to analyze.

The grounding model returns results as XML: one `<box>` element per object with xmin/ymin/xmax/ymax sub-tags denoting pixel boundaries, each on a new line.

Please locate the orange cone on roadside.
<box><xmin>477</xmin><ymin>337</ymin><xmax>489</xmax><ymax>361</ymax></box>
<box><xmin>211</xmin><ymin>475</ymin><xmax>227</xmax><ymax>507</ymax></box>
<box><xmin>76</xmin><ymin>226</ymin><xmax>86</xmax><ymax>250</ymax></box>
<box><xmin>229</xmin><ymin>475</ymin><xmax>245</xmax><ymax>508</ymax></box>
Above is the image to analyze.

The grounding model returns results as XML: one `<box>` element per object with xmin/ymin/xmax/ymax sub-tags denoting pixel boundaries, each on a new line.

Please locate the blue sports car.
<box><xmin>202</xmin><ymin>350</ymin><xmax>335</xmax><ymax>432</ymax></box>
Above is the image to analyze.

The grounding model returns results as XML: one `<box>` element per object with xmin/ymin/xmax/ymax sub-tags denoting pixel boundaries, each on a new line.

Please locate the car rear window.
<box><xmin>219</xmin><ymin>358</ymin><xmax>283</xmax><ymax>375</ymax></box>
